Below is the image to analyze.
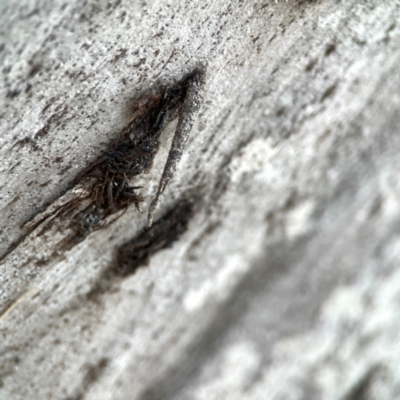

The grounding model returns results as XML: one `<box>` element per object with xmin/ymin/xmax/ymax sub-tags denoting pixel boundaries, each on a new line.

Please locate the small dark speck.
<box><xmin>6</xmin><ymin>195</ymin><xmax>20</xmax><ymax>208</ymax></box>
<box><xmin>11</xmin><ymin>137</ymin><xmax>35</xmax><ymax>151</ymax></box>
<box><xmin>83</xmin><ymin>358</ymin><xmax>109</xmax><ymax>386</ymax></box>
<box><xmin>34</xmin><ymin>124</ymin><xmax>50</xmax><ymax>139</ymax></box>
<box><xmin>0</xmin><ymin>44</ymin><xmax>5</xmax><ymax>52</ymax></box>
<box><xmin>6</xmin><ymin>89</ymin><xmax>20</xmax><ymax>99</ymax></box>
<box><xmin>40</xmin><ymin>180</ymin><xmax>52</xmax><ymax>187</ymax></box>
<box><xmin>28</xmin><ymin>63</ymin><xmax>42</xmax><ymax>78</ymax></box>
<box><xmin>112</xmin><ymin>48</ymin><xmax>127</xmax><ymax>63</ymax></box>
<box><xmin>276</xmin><ymin>106</ymin><xmax>285</xmax><ymax>117</ymax></box>
<box><xmin>325</xmin><ymin>43</ymin><xmax>336</xmax><ymax>57</ymax></box>
<box><xmin>25</xmin><ymin>8</ymin><xmax>39</xmax><ymax>19</ymax></box>
<box><xmin>58</xmin><ymin>165</ymin><xmax>72</xmax><ymax>175</ymax></box>
<box><xmin>342</xmin><ymin>366</ymin><xmax>383</xmax><ymax>400</ymax></box>
<box><xmin>271</xmin><ymin>65</ymin><xmax>279</xmax><ymax>74</ymax></box>
<box><xmin>305</xmin><ymin>58</ymin><xmax>317</xmax><ymax>72</ymax></box>
<box><xmin>386</xmin><ymin>21</ymin><xmax>396</xmax><ymax>34</ymax></box>
<box><xmin>64</xmin><ymin>394</ymin><xmax>83</xmax><ymax>400</ymax></box>
<box><xmin>321</xmin><ymin>83</ymin><xmax>337</xmax><ymax>102</ymax></box>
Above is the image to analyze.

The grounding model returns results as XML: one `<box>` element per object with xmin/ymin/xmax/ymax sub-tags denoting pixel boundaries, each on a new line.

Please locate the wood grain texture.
<box><xmin>1</xmin><ymin>1</ymin><xmax>400</xmax><ymax>399</ymax></box>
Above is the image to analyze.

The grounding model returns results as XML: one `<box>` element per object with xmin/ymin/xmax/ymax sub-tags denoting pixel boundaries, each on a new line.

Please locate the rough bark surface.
<box><xmin>1</xmin><ymin>0</ymin><xmax>400</xmax><ymax>399</ymax></box>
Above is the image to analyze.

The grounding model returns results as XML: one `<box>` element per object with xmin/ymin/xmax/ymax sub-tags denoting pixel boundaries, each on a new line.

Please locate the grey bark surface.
<box><xmin>1</xmin><ymin>0</ymin><xmax>400</xmax><ymax>399</ymax></box>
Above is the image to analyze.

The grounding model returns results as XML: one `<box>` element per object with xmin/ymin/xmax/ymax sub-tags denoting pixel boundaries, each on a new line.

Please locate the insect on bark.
<box><xmin>147</xmin><ymin>69</ymin><xmax>205</xmax><ymax>226</ymax></box>
<box><xmin>17</xmin><ymin>68</ymin><xmax>205</xmax><ymax>257</ymax></box>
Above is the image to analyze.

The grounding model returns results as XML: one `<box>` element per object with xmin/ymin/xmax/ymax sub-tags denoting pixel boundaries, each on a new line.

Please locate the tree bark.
<box><xmin>1</xmin><ymin>0</ymin><xmax>400</xmax><ymax>399</ymax></box>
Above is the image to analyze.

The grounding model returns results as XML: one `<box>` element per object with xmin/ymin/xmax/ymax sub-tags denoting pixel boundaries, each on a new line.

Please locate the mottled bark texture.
<box><xmin>1</xmin><ymin>1</ymin><xmax>400</xmax><ymax>399</ymax></box>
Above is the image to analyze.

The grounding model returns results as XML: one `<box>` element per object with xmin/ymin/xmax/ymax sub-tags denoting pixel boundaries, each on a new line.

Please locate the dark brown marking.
<box><xmin>116</xmin><ymin>198</ymin><xmax>196</xmax><ymax>276</ymax></box>
<box><xmin>34</xmin><ymin>124</ymin><xmax>50</xmax><ymax>139</ymax></box>
<box><xmin>15</xmin><ymin>68</ymin><xmax>204</xmax><ymax>259</ymax></box>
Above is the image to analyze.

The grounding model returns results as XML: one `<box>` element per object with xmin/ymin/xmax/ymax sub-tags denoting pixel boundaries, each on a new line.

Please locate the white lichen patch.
<box><xmin>231</xmin><ymin>138</ymin><xmax>278</xmax><ymax>184</ymax></box>
<box><xmin>285</xmin><ymin>200</ymin><xmax>315</xmax><ymax>239</ymax></box>
<box><xmin>183</xmin><ymin>254</ymin><xmax>249</xmax><ymax>313</ymax></box>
